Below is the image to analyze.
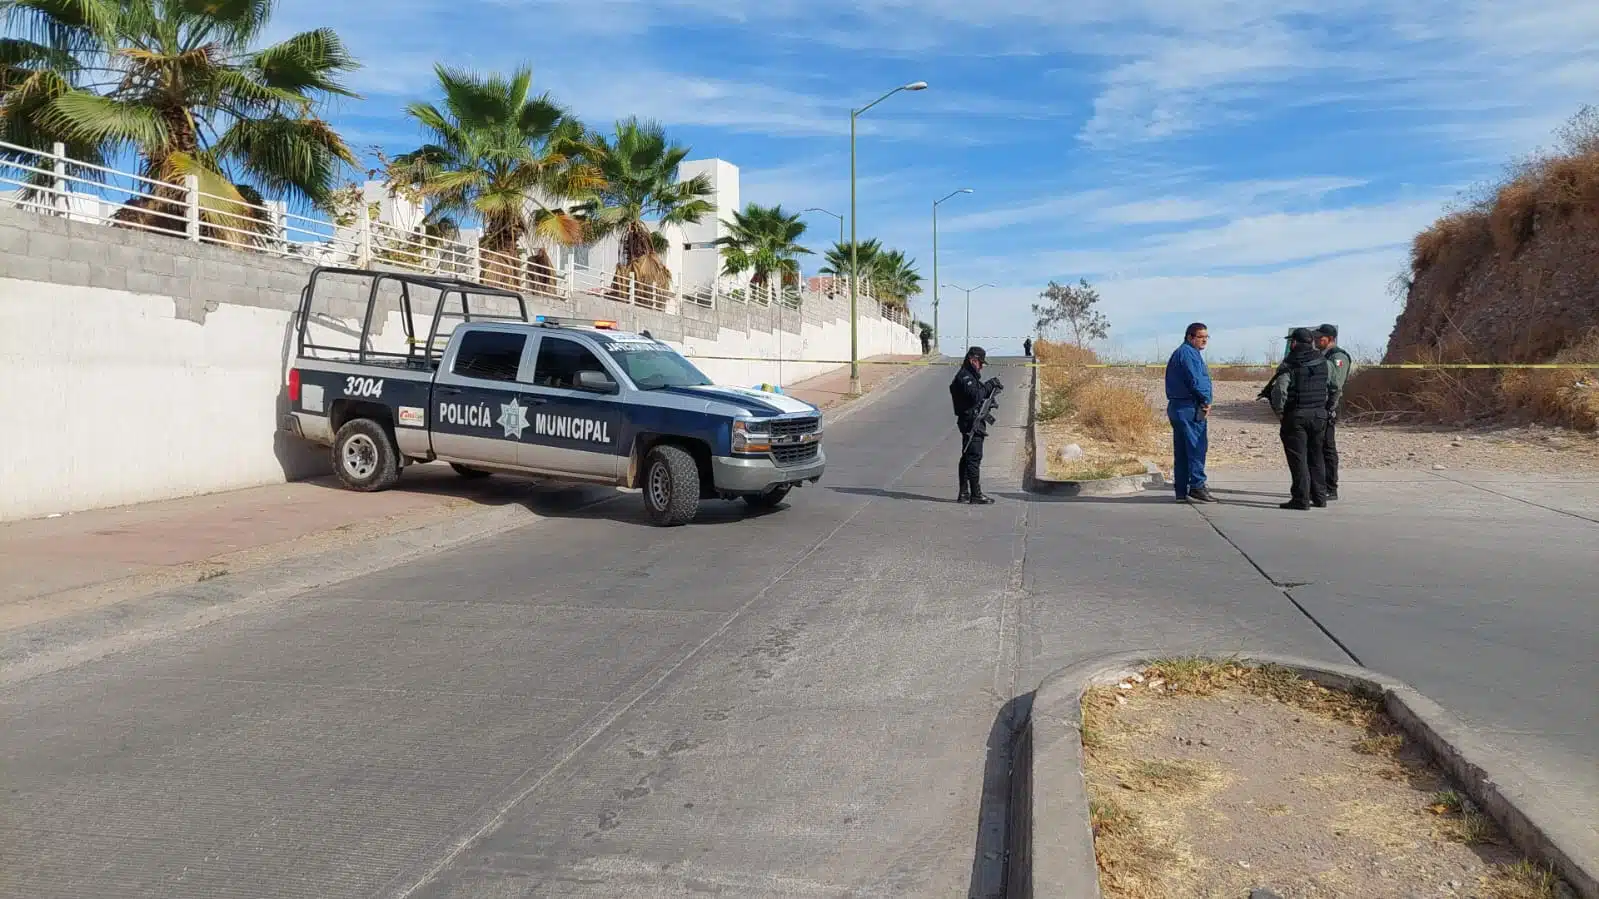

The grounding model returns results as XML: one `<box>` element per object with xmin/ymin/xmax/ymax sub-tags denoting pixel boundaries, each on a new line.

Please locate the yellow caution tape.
<box><xmin>678</xmin><ymin>354</ymin><xmax>1598</xmax><ymax>370</ymax></box>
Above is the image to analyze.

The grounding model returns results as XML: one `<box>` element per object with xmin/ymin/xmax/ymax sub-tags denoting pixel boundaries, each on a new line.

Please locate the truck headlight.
<box><xmin>732</xmin><ymin>418</ymin><xmax>770</xmax><ymax>453</ymax></box>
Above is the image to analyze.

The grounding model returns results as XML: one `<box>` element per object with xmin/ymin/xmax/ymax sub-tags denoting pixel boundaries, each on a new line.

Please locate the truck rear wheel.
<box><xmin>643</xmin><ymin>444</ymin><xmax>700</xmax><ymax>526</ymax></box>
<box><xmin>743</xmin><ymin>485</ymin><xmax>791</xmax><ymax>511</ymax></box>
<box><xmin>333</xmin><ymin>418</ymin><xmax>401</xmax><ymax>492</ymax></box>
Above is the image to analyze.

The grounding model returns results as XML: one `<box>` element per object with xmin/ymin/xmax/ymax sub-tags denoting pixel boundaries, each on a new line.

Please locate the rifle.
<box><xmin>961</xmin><ymin>377</ymin><xmax>1005</xmax><ymax>455</ymax></box>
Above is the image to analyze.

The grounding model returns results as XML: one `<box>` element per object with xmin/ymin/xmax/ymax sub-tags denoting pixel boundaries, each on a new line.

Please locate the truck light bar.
<box><xmin>534</xmin><ymin>315</ymin><xmax>617</xmax><ymax>330</ymax></box>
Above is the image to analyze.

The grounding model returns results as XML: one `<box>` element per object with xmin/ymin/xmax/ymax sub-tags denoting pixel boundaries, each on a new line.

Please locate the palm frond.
<box><xmin>218</xmin><ymin>114</ymin><xmax>355</xmax><ymax>206</ymax></box>
<box><xmin>252</xmin><ymin>27</ymin><xmax>360</xmax><ymax>98</ymax></box>
<box><xmin>38</xmin><ymin>89</ymin><xmax>167</xmax><ymax>149</ymax></box>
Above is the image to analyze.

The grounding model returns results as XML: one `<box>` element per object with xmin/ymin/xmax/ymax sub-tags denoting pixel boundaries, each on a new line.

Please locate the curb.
<box><xmin>1015</xmin><ymin>650</ymin><xmax>1599</xmax><ymax>899</ymax></box>
<box><xmin>0</xmin><ymin>490</ymin><xmax>620</xmax><ymax>687</ymax></box>
<box><xmin>1026</xmin><ymin>362</ymin><xmax>1167</xmax><ymax>497</ymax></box>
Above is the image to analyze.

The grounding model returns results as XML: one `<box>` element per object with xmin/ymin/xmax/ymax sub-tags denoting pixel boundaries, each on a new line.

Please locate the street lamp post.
<box><xmin>932</xmin><ymin>188</ymin><xmax>973</xmax><ymax>357</ymax></box>
<box><xmin>849</xmin><ymin>80</ymin><xmax>927</xmax><ymax>395</ymax></box>
<box><xmin>944</xmin><ymin>282</ymin><xmax>994</xmax><ymax>352</ymax></box>
<box><xmin>802</xmin><ymin>207</ymin><xmax>844</xmax><ymax>249</ymax></box>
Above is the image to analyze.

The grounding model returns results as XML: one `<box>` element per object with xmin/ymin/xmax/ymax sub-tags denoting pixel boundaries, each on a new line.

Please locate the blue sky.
<box><xmin>271</xmin><ymin>0</ymin><xmax>1598</xmax><ymax>360</ymax></box>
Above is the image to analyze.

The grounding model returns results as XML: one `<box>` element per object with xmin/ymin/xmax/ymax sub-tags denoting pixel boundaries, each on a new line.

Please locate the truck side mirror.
<box><xmin>576</xmin><ymin>369</ymin><xmax>619</xmax><ymax>394</ymax></box>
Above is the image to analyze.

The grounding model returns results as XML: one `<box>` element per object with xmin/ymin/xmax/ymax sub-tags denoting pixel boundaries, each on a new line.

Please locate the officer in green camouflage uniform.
<box><xmin>1315</xmin><ymin>324</ymin><xmax>1353</xmax><ymax>500</ymax></box>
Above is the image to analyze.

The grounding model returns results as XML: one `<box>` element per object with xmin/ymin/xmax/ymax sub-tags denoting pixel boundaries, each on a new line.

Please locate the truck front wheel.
<box><xmin>333</xmin><ymin>418</ymin><xmax>401</xmax><ymax>492</ymax></box>
<box><xmin>643</xmin><ymin>444</ymin><xmax>700</xmax><ymax>526</ymax></box>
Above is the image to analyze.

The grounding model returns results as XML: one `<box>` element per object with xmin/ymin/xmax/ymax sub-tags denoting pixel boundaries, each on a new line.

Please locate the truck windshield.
<box><xmin>600</xmin><ymin>339</ymin><xmax>714</xmax><ymax>389</ymax></box>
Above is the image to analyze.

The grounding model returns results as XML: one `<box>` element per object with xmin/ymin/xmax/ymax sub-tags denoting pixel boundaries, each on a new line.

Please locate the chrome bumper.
<box><xmin>710</xmin><ymin>450</ymin><xmax>826</xmax><ymax>494</ymax></box>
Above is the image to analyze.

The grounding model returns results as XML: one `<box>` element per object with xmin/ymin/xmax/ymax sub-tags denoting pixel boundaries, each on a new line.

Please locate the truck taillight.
<box><xmin>288</xmin><ymin>368</ymin><xmax>301</xmax><ymax>403</ymax></box>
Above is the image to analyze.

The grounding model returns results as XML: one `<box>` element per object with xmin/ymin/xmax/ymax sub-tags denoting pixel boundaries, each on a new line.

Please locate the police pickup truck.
<box><xmin>279</xmin><ymin>267</ymin><xmax>825</xmax><ymax>526</ymax></box>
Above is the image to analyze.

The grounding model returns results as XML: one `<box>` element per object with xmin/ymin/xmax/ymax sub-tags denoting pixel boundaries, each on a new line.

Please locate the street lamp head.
<box><xmin>903</xmin><ymin>81</ymin><xmax>929</xmax><ymax>91</ymax></box>
<box><xmin>957</xmin><ymin>188</ymin><xmax>974</xmax><ymax>194</ymax></box>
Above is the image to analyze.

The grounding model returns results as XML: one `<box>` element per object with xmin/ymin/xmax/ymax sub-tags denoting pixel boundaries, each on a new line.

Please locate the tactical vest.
<box><xmin>1288</xmin><ymin>357</ymin><xmax>1330</xmax><ymax>414</ymax></box>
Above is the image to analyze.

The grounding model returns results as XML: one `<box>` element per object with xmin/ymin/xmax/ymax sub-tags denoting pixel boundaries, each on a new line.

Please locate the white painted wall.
<box><xmin>0</xmin><ymin>275</ymin><xmax>918</xmax><ymax>521</ymax></box>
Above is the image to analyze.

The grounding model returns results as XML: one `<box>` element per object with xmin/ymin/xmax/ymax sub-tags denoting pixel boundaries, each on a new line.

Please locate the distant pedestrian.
<box><xmin>1270</xmin><ymin>327</ymin><xmax>1332</xmax><ymax>509</ymax></box>
<box><xmin>1023</xmin><ymin>337</ymin><xmax>1033</xmax><ymax>357</ymax></box>
<box><xmin>1164</xmin><ymin>323</ymin><xmax>1216</xmax><ymax>503</ymax></box>
<box><xmin>1315</xmin><ymin>324</ymin><xmax>1353</xmax><ymax>501</ymax></box>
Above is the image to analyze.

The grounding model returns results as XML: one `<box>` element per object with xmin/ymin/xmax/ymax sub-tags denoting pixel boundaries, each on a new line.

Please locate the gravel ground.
<box><xmin>1122</xmin><ymin>376</ymin><xmax>1599</xmax><ymax>475</ymax></box>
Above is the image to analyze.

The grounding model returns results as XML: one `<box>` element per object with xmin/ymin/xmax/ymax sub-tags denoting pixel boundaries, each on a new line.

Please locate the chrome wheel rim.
<box><xmin>342</xmin><ymin>434</ymin><xmax>378</xmax><ymax>480</ymax></box>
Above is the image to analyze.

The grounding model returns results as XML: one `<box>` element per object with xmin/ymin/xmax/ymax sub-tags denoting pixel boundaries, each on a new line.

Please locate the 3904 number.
<box><xmin>344</xmin><ymin>376</ymin><xmax>385</xmax><ymax>398</ymax></box>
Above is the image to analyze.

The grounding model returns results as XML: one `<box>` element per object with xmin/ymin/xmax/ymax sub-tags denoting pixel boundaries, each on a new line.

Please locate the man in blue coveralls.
<box><xmin>1165</xmin><ymin>322</ymin><xmax>1217</xmax><ymax>503</ymax></box>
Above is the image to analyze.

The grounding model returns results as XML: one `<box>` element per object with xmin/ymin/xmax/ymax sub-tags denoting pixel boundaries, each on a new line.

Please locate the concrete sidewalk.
<box><xmin>782</xmin><ymin>354</ymin><xmax>928</xmax><ymax>410</ymax></box>
<box><xmin>0</xmin><ymin>357</ymin><xmax>929</xmax><ymax>631</ymax></box>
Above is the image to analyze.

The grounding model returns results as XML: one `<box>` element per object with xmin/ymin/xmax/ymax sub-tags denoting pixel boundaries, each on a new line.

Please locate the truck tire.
<box><xmin>743</xmin><ymin>485</ymin><xmax>791</xmax><ymax>511</ymax></box>
<box><xmin>332</xmin><ymin>418</ymin><xmax>401</xmax><ymax>492</ymax></box>
<box><xmin>643</xmin><ymin>444</ymin><xmax>700</xmax><ymax>526</ymax></box>
<box><xmin>450</xmin><ymin>463</ymin><xmax>492</xmax><ymax>479</ymax></box>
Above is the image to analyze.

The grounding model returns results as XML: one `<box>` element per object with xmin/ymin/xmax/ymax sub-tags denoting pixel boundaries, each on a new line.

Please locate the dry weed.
<box><xmin>1346</xmin><ymin>328</ymin><xmax>1599</xmax><ymax>429</ymax></box>
<box><xmin>1484</xmin><ymin>860</ymin><xmax>1564</xmax><ymax>899</ymax></box>
<box><xmin>1382</xmin><ymin>108</ymin><xmax>1599</xmax><ymax>432</ymax></box>
<box><xmin>1142</xmin><ymin>657</ymin><xmax>1381</xmax><ymax>728</ymax></box>
<box><xmin>1090</xmin><ymin>796</ymin><xmax>1184</xmax><ymax>899</ymax></box>
<box><xmin>1076</xmin><ymin>379</ymin><xmax>1160</xmax><ymax>445</ymax></box>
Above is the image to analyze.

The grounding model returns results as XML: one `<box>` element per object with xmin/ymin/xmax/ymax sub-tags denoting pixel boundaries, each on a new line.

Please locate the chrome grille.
<box><xmin>772</xmin><ymin>443</ymin><xmax>820</xmax><ymax>466</ymax></box>
<box><xmin>770</xmin><ymin>416</ymin><xmax>820</xmax><ymax>440</ymax></box>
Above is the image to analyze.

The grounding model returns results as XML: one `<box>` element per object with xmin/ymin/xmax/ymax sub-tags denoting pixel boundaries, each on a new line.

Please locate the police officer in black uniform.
<box><xmin>950</xmin><ymin>346</ymin><xmax>999</xmax><ymax>504</ymax></box>
<box><xmin>1269</xmin><ymin>327</ymin><xmax>1333</xmax><ymax>510</ymax></box>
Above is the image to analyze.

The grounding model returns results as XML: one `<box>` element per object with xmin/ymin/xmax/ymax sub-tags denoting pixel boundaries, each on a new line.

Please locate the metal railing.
<box><xmin>0</xmin><ymin>139</ymin><xmax>913</xmax><ymax>325</ymax></box>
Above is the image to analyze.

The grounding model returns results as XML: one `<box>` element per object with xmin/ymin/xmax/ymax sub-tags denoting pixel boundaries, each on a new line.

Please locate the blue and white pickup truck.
<box><xmin>279</xmin><ymin>267</ymin><xmax>825</xmax><ymax>525</ymax></box>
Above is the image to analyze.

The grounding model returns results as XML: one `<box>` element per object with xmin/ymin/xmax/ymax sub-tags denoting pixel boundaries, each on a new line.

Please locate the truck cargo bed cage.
<box><xmin>294</xmin><ymin>266</ymin><xmax>531</xmax><ymax>369</ymax></box>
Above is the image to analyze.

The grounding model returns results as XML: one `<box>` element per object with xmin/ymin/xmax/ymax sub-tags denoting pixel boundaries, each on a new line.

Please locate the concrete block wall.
<box><xmin>0</xmin><ymin>206</ymin><xmax>919</xmax><ymax>521</ymax></box>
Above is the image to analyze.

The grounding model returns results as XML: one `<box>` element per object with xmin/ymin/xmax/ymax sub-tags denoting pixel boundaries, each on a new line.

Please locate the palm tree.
<box><xmin>871</xmin><ymin>248</ymin><xmax>923</xmax><ymax>308</ymax></box>
<box><xmin>387</xmin><ymin>64</ymin><xmax>599</xmax><ymax>291</ymax></box>
<box><xmin>575</xmin><ymin>116</ymin><xmax>713</xmax><ymax>302</ymax></box>
<box><xmin>818</xmin><ymin>238</ymin><xmax>882</xmax><ymax>297</ymax></box>
<box><xmin>715</xmin><ymin>202</ymin><xmax>811</xmax><ymax>302</ymax></box>
<box><xmin>0</xmin><ymin>0</ymin><xmax>361</xmax><ymax>242</ymax></box>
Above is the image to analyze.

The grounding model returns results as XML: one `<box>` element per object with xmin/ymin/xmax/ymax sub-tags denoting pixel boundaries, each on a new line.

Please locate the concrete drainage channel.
<box><xmin>1000</xmin><ymin>652</ymin><xmax>1599</xmax><ymax>899</ymax></box>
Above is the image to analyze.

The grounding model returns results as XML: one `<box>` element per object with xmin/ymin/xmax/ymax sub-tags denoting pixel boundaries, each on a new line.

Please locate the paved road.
<box><xmin>2</xmin><ymin>359</ymin><xmax>1591</xmax><ymax>897</ymax></box>
<box><xmin>1187</xmin><ymin>468</ymin><xmax>1599</xmax><ymax>832</ymax></box>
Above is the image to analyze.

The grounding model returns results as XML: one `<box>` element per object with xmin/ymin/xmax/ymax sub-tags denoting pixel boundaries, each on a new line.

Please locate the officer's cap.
<box><xmin>966</xmin><ymin>346</ymin><xmax>987</xmax><ymax>361</ymax></box>
<box><xmin>1316</xmin><ymin>323</ymin><xmax>1338</xmax><ymax>338</ymax></box>
<box><xmin>1289</xmin><ymin>327</ymin><xmax>1317</xmax><ymax>345</ymax></box>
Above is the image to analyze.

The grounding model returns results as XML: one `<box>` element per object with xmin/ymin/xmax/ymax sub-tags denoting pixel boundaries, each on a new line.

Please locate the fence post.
<box><xmin>628</xmin><ymin>274</ymin><xmax>637</xmax><ymax>306</ymax></box>
<box><xmin>183</xmin><ymin>174</ymin><xmax>201</xmax><ymax>241</ymax></box>
<box><xmin>355</xmin><ymin>211</ymin><xmax>374</xmax><ymax>266</ymax></box>
<box><xmin>50</xmin><ymin>142</ymin><xmax>68</xmax><ymax>216</ymax></box>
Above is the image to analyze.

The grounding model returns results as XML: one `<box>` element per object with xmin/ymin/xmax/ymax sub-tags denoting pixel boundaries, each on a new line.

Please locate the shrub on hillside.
<box><xmin>1343</xmin><ymin>329</ymin><xmax>1599</xmax><ymax>430</ymax></box>
<box><xmin>1379</xmin><ymin>105</ymin><xmax>1599</xmax><ymax>430</ymax></box>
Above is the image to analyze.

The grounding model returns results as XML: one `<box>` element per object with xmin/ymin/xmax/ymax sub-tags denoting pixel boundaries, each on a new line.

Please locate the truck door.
<box><xmin>431</xmin><ymin>328</ymin><xmax>535</xmax><ymax>469</ymax></box>
<box><xmin>519</xmin><ymin>334</ymin><xmax>627</xmax><ymax>480</ymax></box>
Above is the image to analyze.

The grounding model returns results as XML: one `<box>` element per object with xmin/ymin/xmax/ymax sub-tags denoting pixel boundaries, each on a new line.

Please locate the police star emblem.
<box><xmin>498</xmin><ymin>398</ymin><xmax>530</xmax><ymax>438</ymax></box>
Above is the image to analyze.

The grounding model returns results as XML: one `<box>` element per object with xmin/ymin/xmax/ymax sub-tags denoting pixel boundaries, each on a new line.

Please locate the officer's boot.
<box><xmin>957</xmin><ymin>476</ymin><xmax>970</xmax><ymax>503</ymax></box>
<box><xmin>968</xmin><ymin>475</ymin><xmax>996</xmax><ymax>504</ymax></box>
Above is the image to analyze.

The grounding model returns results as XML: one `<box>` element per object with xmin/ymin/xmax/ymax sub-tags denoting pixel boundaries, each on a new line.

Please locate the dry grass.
<box><xmin>1345</xmin><ymin>328</ymin><xmax>1599</xmax><ymax>429</ymax></box>
<box><xmin>1090</xmin><ymin>795</ymin><xmax>1181</xmax><ymax>898</ymax></box>
<box><xmin>1385</xmin><ymin>105</ymin><xmax>1599</xmax><ymax>431</ymax></box>
<box><xmin>1484</xmin><ymin>861</ymin><xmax>1565</xmax><ymax>899</ymax></box>
<box><xmin>1076</xmin><ymin>379</ymin><xmax>1161</xmax><ymax>444</ymax></box>
<box><xmin>1035</xmin><ymin>339</ymin><xmax>1161</xmax><ymax>475</ymax></box>
<box><xmin>1082</xmin><ymin>659</ymin><xmax>1575</xmax><ymax>899</ymax></box>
